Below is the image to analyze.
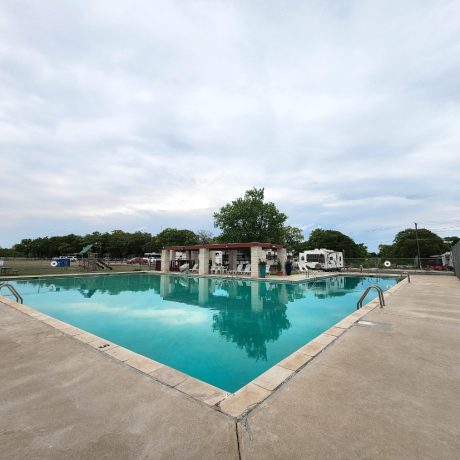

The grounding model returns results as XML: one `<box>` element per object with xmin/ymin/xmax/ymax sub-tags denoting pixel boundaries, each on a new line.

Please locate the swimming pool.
<box><xmin>7</xmin><ymin>274</ymin><xmax>398</xmax><ymax>393</ymax></box>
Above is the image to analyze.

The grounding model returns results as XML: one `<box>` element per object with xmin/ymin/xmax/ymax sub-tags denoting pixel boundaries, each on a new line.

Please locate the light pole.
<box><xmin>414</xmin><ymin>223</ymin><xmax>422</xmax><ymax>270</ymax></box>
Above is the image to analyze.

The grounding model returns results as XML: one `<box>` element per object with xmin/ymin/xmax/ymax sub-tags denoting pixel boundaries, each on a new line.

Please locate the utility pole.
<box><xmin>414</xmin><ymin>222</ymin><xmax>422</xmax><ymax>270</ymax></box>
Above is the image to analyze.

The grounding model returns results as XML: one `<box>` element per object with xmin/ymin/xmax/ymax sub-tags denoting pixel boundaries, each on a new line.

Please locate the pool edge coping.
<box><xmin>0</xmin><ymin>275</ymin><xmax>408</xmax><ymax>419</ymax></box>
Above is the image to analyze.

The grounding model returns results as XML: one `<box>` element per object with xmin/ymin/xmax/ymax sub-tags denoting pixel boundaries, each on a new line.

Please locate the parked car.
<box><xmin>127</xmin><ymin>257</ymin><xmax>149</xmax><ymax>265</ymax></box>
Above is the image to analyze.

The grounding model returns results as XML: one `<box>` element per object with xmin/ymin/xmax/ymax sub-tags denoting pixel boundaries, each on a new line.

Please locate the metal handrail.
<box><xmin>402</xmin><ymin>272</ymin><xmax>411</xmax><ymax>283</ymax></box>
<box><xmin>0</xmin><ymin>282</ymin><xmax>23</xmax><ymax>304</ymax></box>
<box><xmin>357</xmin><ymin>285</ymin><xmax>385</xmax><ymax>309</ymax></box>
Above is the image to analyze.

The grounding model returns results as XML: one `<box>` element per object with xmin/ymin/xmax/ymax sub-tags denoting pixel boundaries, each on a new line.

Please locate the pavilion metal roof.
<box><xmin>163</xmin><ymin>242</ymin><xmax>283</xmax><ymax>251</ymax></box>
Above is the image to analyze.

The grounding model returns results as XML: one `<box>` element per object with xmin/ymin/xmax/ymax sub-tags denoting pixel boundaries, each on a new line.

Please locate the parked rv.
<box><xmin>298</xmin><ymin>249</ymin><xmax>344</xmax><ymax>271</ymax></box>
<box><xmin>426</xmin><ymin>252</ymin><xmax>453</xmax><ymax>271</ymax></box>
<box><xmin>144</xmin><ymin>252</ymin><xmax>161</xmax><ymax>263</ymax></box>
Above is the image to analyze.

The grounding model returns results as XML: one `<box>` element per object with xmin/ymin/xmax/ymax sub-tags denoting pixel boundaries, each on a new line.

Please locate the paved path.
<box><xmin>0</xmin><ymin>305</ymin><xmax>238</xmax><ymax>460</ymax></box>
<box><xmin>237</xmin><ymin>276</ymin><xmax>460</xmax><ymax>459</ymax></box>
<box><xmin>1</xmin><ymin>275</ymin><xmax>459</xmax><ymax>459</ymax></box>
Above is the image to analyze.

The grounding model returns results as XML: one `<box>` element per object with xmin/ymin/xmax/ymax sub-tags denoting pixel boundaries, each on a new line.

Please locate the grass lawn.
<box><xmin>0</xmin><ymin>259</ymin><xmax>154</xmax><ymax>277</ymax></box>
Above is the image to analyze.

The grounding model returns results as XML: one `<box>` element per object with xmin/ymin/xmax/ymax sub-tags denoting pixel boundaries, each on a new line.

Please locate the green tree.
<box><xmin>196</xmin><ymin>230</ymin><xmax>214</xmax><ymax>244</ymax></box>
<box><xmin>378</xmin><ymin>244</ymin><xmax>394</xmax><ymax>259</ymax></box>
<box><xmin>305</xmin><ymin>229</ymin><xmax>368</xmax><ymax>258</ymax></box>
<box><xmin>0</xmin><ymin>246</ymin><xmax>16</xmax><ymax>257</ymax></box>
<box><xmin>388</xmin><ymin>228</ymin><xmax>447</xmax><ymax>258</ymax></box>
<box><xmin>444</xmin><ymin>236</ymin><xmax>460</xmax><ymax>248</ymax></box>
<box><xmin>282</xmin><ymin>226</ymin><xmax>305</xmax><ymax>253</ymax></box>
<box><xmin>155</xmin><ymin>228</ymin><xmax>198</xmax><ymax>248</ymax></box>
<box><xmin>356</xmin><ymin>243</ymin><xmax>368</xmax><ymax>258</ymax></box>
<box><xmin>28</xmin><ymin>237</ymin><xmax>52</xmax><ymax>257</ymax></box>
<box><xmin>214</xmin><ymin>188</ymin><xmax>287</xmax><ymax>243</ymax></box>
<box><xmin>104</xmin><ymin>230</ymin><xmax>130</xmax><ymax>258</ymax></box>
<box><xmin>127</xmin><ymin>231</ymin><xmax>153</xmax><ymax>255</ymax></box>
<box><xmin>142</xmin><ymin>238</ymin><xmax>160</xmax><ymax>254</ymax></box>
<box><xmin>80</xmin><ymin>231</ymin><xmax>107</xmax><ymax>256</ymax></box>
<box><xmin>13</xmin><ymin>239</ymin><xmax>33</xmax><ymax>257</ymax></box>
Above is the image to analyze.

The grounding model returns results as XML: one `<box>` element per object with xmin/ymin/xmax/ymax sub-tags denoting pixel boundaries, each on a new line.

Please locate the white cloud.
<box><xmin>60</xmin><ymin>301</ymin><xmax>209</xmax><ymax>325</ymax></box>
<box><xmin>0</xmin><ymin>0</ymin><xmax>459</xmax><ymax>250</ymax></box>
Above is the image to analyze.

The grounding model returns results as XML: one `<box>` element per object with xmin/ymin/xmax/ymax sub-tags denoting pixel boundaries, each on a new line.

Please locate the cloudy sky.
<box><xmin>1</xmin><ymin>0</ymin><xmax>459</xmax><ymax>251</ymax></box>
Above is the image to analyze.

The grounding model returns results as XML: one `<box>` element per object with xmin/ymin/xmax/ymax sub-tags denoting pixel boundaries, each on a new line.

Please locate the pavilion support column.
<box><xmin>159</xmin><ymin>275</ymin><xmax>170</xmax><ymax>297</ymax></box>
<box><xmin>161</xmin><ymin>249</ymin><xmax>170</xmax><ymax>272</ymax></box>
<box><xmin>228</xmin><ymin>282</ymin><xmax>237</xmax><ymax>299</ymax></box>
<box><xmin>198</xmin><ymin>248</ymin><xmax>210</xmax><ymax>275</ymax></box>
<box><xmin>278</xmin><ymin>283</ymin><xmax>289</xmax><ymax>305</ymax></box>
<box><xmin>198</xmin><ymin>277</ymin><xmax>209</xmax><ymax>305</ymax></box>
<box><xmin>170</xmin><ymin>250</ymin><xmax>176</xmax><ymax>271</ymax></box>
<box><xmin>251</xmin><ymin>283</ymin><xmax>263</xmax><ymax>312</ymax></box>
<box><xmin>229</xmin><ymin>250</ymin><xmax>237</xmax><ymax>272</ymax></box>
<box><xmin>278</xmin><ymin>248</ymin><xmax>287</xmax><ymax>275</ymax></box>
<box><xmin>185</xmin><ymin>250</ymin><xmax>191</xmax><ymax>261</ymax></box>
<box><xmin>250</xmin><ymin>246</ymin><xmax>263</xmax><ymax>279</ymax></box>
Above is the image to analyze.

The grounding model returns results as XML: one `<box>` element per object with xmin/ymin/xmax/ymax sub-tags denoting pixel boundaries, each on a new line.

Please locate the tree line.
<box><xmin>0</xmin><ymin>188</ymin><xmax>457</xmax><ymax>259</ymax></box>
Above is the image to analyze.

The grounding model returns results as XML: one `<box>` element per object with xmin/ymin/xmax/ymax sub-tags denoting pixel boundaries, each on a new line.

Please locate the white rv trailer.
<box><xmin>442</xmin><ymin>252</ymin><xmax>453</xmax><ymax>269</ymax></box>
<box><xmin>298</xmin><ymin>248</ymin><xmax>344</xmax><ymax>271</ymax></box>
<box><xmin>427</xmin><ymin>252</ymin><xmax>454</xmax><ymax>270</ymax></box>
<box><xmin>144</xmin><ymin>252</ymin><xmax>161</xmax><ymax>261</ymax></box>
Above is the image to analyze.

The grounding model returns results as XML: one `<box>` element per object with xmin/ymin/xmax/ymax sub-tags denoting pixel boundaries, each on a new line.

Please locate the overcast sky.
<box><xmin>1</xmin><ymin>0</ymin><xmax>459</xmax><ymax>251</ymax></box>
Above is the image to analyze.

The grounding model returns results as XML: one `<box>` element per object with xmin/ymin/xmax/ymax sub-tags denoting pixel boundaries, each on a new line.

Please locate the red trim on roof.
<box><xmin>163</xmin><ymin>242</ymin><xmax>283</xmax><ymax>251</ymax></box>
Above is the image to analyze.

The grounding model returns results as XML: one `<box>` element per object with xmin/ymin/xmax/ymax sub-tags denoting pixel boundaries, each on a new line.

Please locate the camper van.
<box><xmin>298</xmin><ymin>249</ymin><xmax>344</xmax><ymax>271</ymax></box>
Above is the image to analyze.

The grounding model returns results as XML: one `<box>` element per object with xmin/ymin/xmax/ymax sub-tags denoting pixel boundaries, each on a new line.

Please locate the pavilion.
<box><xmin>161</xmin><ymin>242</ymin><xmax>287</xmax><ymax>278</ymax></box>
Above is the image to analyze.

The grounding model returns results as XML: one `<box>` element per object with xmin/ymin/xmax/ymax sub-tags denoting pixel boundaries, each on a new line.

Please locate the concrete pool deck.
<box><xmin>1</xmin><ymin>275</ymin><xmax>459</xmax><ymax>458</ymax></box>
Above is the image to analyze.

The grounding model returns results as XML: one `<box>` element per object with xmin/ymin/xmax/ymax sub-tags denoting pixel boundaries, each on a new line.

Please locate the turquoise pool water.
<box><xmin>8</xmin><ymin>274</ymin><xmax>398</xmax><ymax>392</ymax></box>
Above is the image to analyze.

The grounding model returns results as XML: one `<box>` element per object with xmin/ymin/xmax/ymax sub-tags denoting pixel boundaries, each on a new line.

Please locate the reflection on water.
<box><xmin>16</xmin><ymin>274</ymin><xmax>368</xmax><ymax>301</ymax></box>
<box><xmin>12</xmin><ymin>274</ymin><xmax>384</xmax><ymax>363</ymax></box>
<box><xmin>10</xmin><ymin>273</ymin><xmax>398</xmax><ymax>392</ymax></box>
<box><xmin>163</xmin><ymin>277</ymin><xmax>292</xmax><ymax>361</ymax></box>
<box><xmin>307</xmin><ymin>276</ymin><xmax>361</xmax><ymax>298</ymax></box>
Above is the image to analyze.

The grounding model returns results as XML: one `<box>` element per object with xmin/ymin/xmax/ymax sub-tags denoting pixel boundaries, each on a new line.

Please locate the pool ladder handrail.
<box><xmin>0</xmin><ymin>282</ymin><xmax>23</xmax><ymax>304</ymax></box>
<box><xmin>402</xmin><ymin>272</ymin><xmax>411</xmax><ymax>283</ymax></box>
<box><xmin>357</xmin><ymin>285</ymin><xmax>385</xmax><ymax>310</ymax></box>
